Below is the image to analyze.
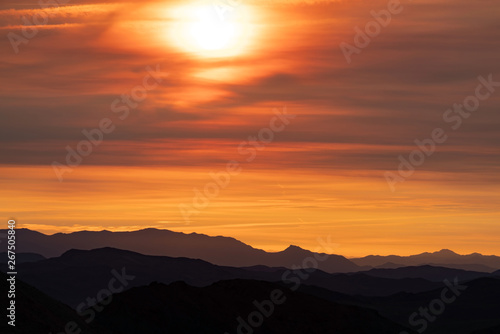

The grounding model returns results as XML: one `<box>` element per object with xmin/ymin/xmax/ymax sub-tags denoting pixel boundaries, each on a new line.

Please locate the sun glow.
<box><xmin>169</xmin><ymin>2</ymin><xmax>254</xmax><ymax>57</ymax></box>
<box><xmin>190</xmin><ymin>6</ymin><xmax>238</xmax><ymax>50</ymax></box>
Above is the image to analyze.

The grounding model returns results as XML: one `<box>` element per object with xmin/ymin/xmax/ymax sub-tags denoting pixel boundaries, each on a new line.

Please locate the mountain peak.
<box><xmin>284</xmin><ymin>245</ymin><xmax>305</xmax><ymax>252</ymax></box>
<box><xmin>436</xmin><ymin>249</ymin><xmax>458</xmax><ymax>255</ymax></box>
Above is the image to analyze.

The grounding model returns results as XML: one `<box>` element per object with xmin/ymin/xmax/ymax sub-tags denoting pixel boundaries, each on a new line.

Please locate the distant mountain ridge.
<box><xmin>2</xmin><ymin>228</ymin><xmax>363</xmax><ymax>273</ymax></box>
<box><xmin>360</xmin><ymin>265</ymin><xmax>491</xmax><ymax>282</ymax></box>
<box><xmin>351</xmin><ymin>249</ymin><xmax>500</xmax><ymax>272</ymax></box>
<box><xmin>3</xmin><ymin>228</ymin><xmax>500</xmax><ymax>273</ymax></box>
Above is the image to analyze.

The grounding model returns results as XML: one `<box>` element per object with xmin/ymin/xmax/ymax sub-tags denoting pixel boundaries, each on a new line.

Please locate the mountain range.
<box><xmin>3</xmin><ymin>227</ymin><xmax>500</xmax><ymax>334</ymax></box>
<box><xmin>3</xmin><ymin>246</ymin><xmax>500</xmax><ymax>333</ymax></box>
<box><xmin>2</xmin><ymin>247</ymin><xmax>447</xmax><ymax>308</ymax></box>
<box><xmin>4</xmin><ymin>228</ymin><xmax>500</xmax><ymax>273</ymax></box>
<box><xmin>0</xmin><ymin>271</ymin><xmax>418</xmax><ymax>334</ymax></box>
<box><xmin>351</xmin><ymin>249</ymin><xmax>500</xmax><ymax>272</ymax></box>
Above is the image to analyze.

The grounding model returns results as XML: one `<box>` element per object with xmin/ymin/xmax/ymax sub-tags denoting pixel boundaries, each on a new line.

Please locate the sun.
<box><xmin>168</xmin><ymin>2</ymin><xmax>253</xmax><ymax>57</ymax></box>
<box><xmin>189</xmin><ymin>6</ymin><xmax>239</xmax><ymax>51</ymax></box>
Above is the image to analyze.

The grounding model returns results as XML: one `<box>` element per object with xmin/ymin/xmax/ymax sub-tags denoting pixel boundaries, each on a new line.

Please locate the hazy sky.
<box><xmin>1</xmin><ymin>0</ymin><xmax>499</xmax><ymax>256</ymax></box>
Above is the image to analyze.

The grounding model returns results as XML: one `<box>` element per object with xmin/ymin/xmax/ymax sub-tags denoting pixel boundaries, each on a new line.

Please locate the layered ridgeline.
<box><xmin>2</xmin><ymin>247</ymin><xmax>445</xmax><ymax>308</ymax></box>
<box><xmin>3</xmin><ymin>228</ymin><xmax>360</xmax><ymax>273</ymax></box>
<box><xmin>350</xmin><ymin>249</ymin><xmax>500</xmax><ymax>272</ymax></box>
<box><xmin>2</xmin><ymin>247</ymin><xmax>500</xmax><ymax>334</ymax></box>
<box><xmin>0</xmin><ymin>271</ymin><xmax>102</xmax><ymax>334</ymax></box>
<box><xmin>0</xmin><ymin>270</ymin><xmax>418</xmax><ymax>334</ymax></box>
<box><xmin>4</xmin><ymin>228</ymin><xmax>500</xmax><ymax>273</ymax></box>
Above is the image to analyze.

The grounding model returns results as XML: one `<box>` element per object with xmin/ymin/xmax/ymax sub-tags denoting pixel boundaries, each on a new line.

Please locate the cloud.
<box><xmin>0</xmin><ymin>0</ymin><xmax>499</xmax><ymax>254</ymax></box>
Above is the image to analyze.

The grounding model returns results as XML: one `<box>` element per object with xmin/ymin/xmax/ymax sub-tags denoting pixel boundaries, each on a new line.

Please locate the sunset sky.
<box><xmin>1</xmin><ymin>0</ymin><xmax>499</xmax><ymax>257</ymax></box>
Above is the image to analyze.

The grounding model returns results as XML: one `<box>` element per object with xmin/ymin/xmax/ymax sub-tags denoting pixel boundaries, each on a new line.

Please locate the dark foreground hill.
<box><xmin>0</xmin><ymin>252</ymin><xmax>45</xmax><ymax>264</ymax></box>
<box><xmin>0</xmin><ymin>271</ymin><xmax>415</xmax><ymax>334</ymax></box>
<box><xmin>471</xmin><ymin>324</ymin><xmax>500</xmax><ymax>334</ymax></box>
<box><xmin>370</xmin><ymin>277</ymin><xmax>500</xmax><ymax>334</ymax></box>
<box><xmin>0</xmin><ymin>271</ymin><xmax>106</xmax><ymax>334</ymax></box>
<box><xmin>299</xmin><ymin>277</ymin><xmax>500</xmax><ymax>334</ymax></box>
<box><xmin>3</xmin><ymin>248</ymin><xmax>499</xmax><ymax>334</ymax></box>
<box><xmin>91</xmin><ymin>279</ymin><xmax>416</xmax><ymax>334</ymax></box>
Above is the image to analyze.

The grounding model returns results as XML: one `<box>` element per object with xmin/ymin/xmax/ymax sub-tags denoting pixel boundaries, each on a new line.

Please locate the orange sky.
<box><xmin>1</xmin><ymin>0</ymin><xmax>499</xmax><ymax>257</ymax></box>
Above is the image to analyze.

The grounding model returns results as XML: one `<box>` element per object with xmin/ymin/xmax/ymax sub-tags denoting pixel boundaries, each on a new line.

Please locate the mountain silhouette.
<box><xmin>8</xmin><ymin>228</ymin><xmax>500</xmax><ymax>274</ymax></box>
<box><xmin>0</xmin><ymin>270</ymin><xmax>418</xmax><ymax>334</ymax></box>
<box><xmin>0</xmin><ymin>271</ymin><xmax>106</xmax><ymax>334</ymax></box>
<box><xmin>375</xmin><ymin>262</ymin><xmax>406</xmax><ymax>269</ymax></box>
<box><xmin>360</xmin><ymin>277</ymin><xmax>500</xmax><ymax>334</ymax></box>
<box><xmin>2</xmin><ymin>247</ymin><xmax>444</xmax><ymax>308</ymax></box>
<box><xmin>90</xmin><ymin>279</ymin><xmax>416</xmax><ymax>334</ymax></box>
<box><xmin>471</xmin><ymin>324</ymin><xmax>500</xmax><ymax>334</ymax></box>
<box><xmin>294</xmin><ymin>277</ymin><xmax>500</xmax><ymax>334</ymax></box>
<box><xmin>360</xmin><ymin>265</ymin><xmax>490</xmax><ymax>282</ymax></box>
<box><xmin>3</xmin><ymin>245</ymin><xmax>498</xmax><ymax>334</ymax></box>
<box><xmin>0</xmin><ymin>252</ymin><xmax>45</xmax><ymax>264</ymax></box>
<box><xmin>4</xmin><ymin>228</ymin><xmax>363</xmax><ymax>273</ymax></box>
<box><xmin>351</xmin><ymin>249</ymin><xmax>500</xmax><ymax>272</ymax></box>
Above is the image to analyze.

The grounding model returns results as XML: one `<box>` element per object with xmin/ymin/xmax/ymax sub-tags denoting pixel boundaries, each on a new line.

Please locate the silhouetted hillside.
<box><xmin>351</xmin><ymin>249</ymin><xmax>500</xmax><ymax>272</ymax></box>
<box><xmin>91</xmin><ymin>279</ymin><xmax>416</xmax><ymax>334</ymax></box>
<box><xmin>360</xmin><ymin>277</ymin><xmax>500</xmax><ymax>334</ymax></box>
<box><xmin>374</xmin><ymin>262</ymin><xmax>495</xmax><ymax>272</ymax></box>
<box><xmin>360</xmin><ymin>265</ymin><xmax>489</xmax><ymax>282</ymax></box>
<box><xmin>471</xmin><ymin>324</ymin><xmax>500</xmax><ymax>334</ymax></box>
<box><xmin>7</xmin><ymin>228</ymin><xmax>499</xmax><ymax>273</ymax></box>
<box><xmin>2</xmin><ymin>228</ymin><xmax>362</xmax><ymax>273</ymax></box>
<box><xmin>296</xmin><ymin>277</ymin><xmax>500</xmax><ymax>334</ymax></box>
<box><xmin>0</xmin><ymin>252</ymin><xmax>45</xmax><ymax>264</ymax></box>
<box><xmin>0</xmin><ymin>271</ymin><xmax>106</xmax><ymax>334</ymax></box>
<box><xmin>2</xmin><ymin>247</ymin><xmax>442</xmax><ymax>308</ymax></box>
<box><xmin>375</xmin><ymin>262</ymin><xmax>405</xmax><ymax>269</ymax></box>
<box><xmin>3</xmin><ymin>248</ymin><xmax>498</xmax><ymax>334</ymax></box>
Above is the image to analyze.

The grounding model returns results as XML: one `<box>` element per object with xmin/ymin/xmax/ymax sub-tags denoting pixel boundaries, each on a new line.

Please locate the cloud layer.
<box><xmin>1</xmin><ymin>0</ymin><xmax>499</xmax><ymax>256</ymax></box>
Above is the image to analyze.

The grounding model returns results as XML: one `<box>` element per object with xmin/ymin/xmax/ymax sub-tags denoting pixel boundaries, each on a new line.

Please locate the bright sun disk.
<box><xmin>168</xmin><ymin>2</ymin><xmax>253</xmax><ymax>57</ymax></box>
